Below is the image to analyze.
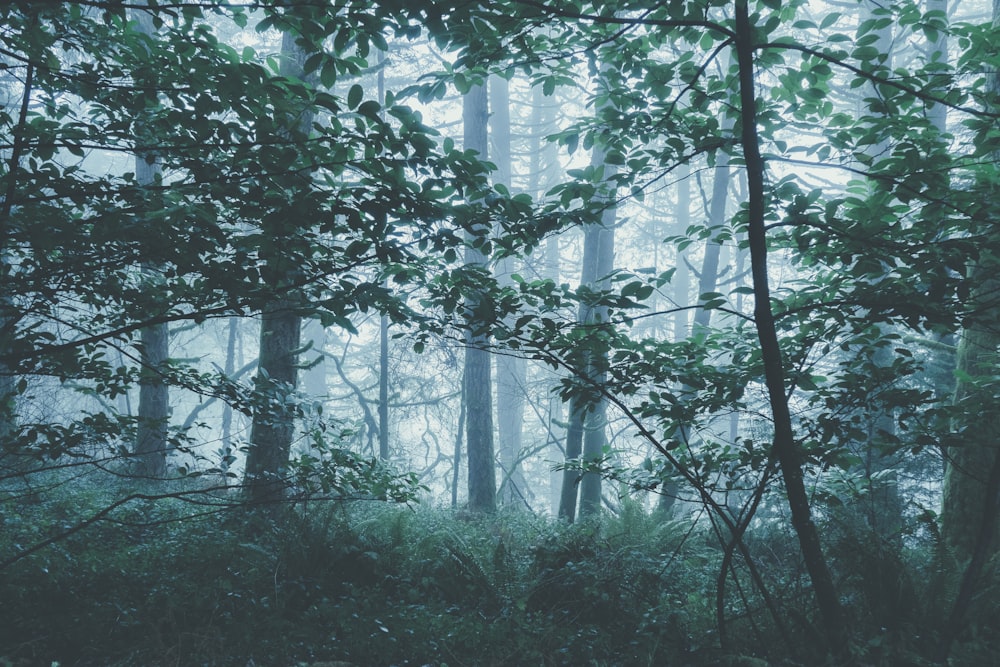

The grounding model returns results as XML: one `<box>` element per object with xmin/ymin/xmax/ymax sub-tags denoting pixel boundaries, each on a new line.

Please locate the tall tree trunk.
<box><xmin>937</xmin><ymin>5</ymin><xmax>1000</xmax><ymax>655</ymax></box>
<box><xmin>560</xmin><ymin>64</ymin><xmax>617</xmax><ymax>521</ymax></box>
<box><xmin>377</xmin><ymin>47</ymin><xmax>391</xmax><ymax>463</ymax></box>
<box><xmin>0</xmin><ymin>53</ymin><xmax>32</xmax><ymax>460</ymax></box>
<box><xmin>856</xmin><ymin>0</ymin><xmax>902</xmax><ymax>539</ymax></box>
<box><xmin>491</xmin><ymin>73</ymin><xmax>529</xmax><ymax>508</ymax></box>
<box><xmin>243</xmin><ymin>28</ymin><xmax>313</xmax><ymax>504</ymax></box>
<box><xmin>941</xmin><ymin>0</ymin><xmax>1000</xmax><ymax>573</ymax></box>
<box><xmin>692</xmin><ymin>128</ymin><xmax>732</xmax><ymax>335</ymax></box>
<box><xmin>657</xmin><ymin>163</ymin><xmax>693</xmax><ymax>515</ymax></box>
<box><xmin>925</xmin><ymin>0</ymin><xmax>949</xmax><ymax>137</ymax></box>
<box><xmin>379</xmin><ymin>312</ymin><xmax>390</xmax><ymax>461</ymax></box>
<box><xmin>462</xmin><ymin>78</ymin><xmax>496</xmax><ymax>513</ymax></box>
<box><xmin>452</xmin><ymin>379</ymin><xmax>466</xmax><ymax>508</ymax></box>
<box><xmin>132</xmin><ymin>3</ymin><xmax>170</xmax><ymax>480</ymax></box>
<box><xmin>220</xmin><ymin>316</ymin><xmax>239</xmax><ymax>473</ymax></box>
<box><xmin>526</xmin><ymin>78</ymin><xmax>564</xmax><ymax>514</ymax></box>
<box><xmin>734</xmin><ymin>0</ymin><xmax>847</xmax><ymax>654</ymax></box>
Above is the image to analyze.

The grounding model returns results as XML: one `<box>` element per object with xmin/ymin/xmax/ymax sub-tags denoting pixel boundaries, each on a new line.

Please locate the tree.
<box><xmin>491</xmin><ymin>72</ymin><xmax>529</xmax><ymax>508</ymax></box>
<box><xmin>131</xmin><ymin>1</ymin><xmax>171</xmax><ymax>480</ymax></box>
<box><xmin>938</xmin><ymin>0</ymin><xmax>1000</xmax><ymax>654</ymax></box>
<box><xmin>242</xmin><ymin>24</ymin><xmax>314</xmax><ymax>505</ymax></box>
<box><xmin>558</xmin><ymin>62</ymin><xmax>618</xmax><ymax>522</ymax></box>
<box><xmin>732</xmin><ymin>0</ymin><xmax>847</xmax><ymax>649</ymax></box>
<box><xmin>461</xmin><ymin>76</ymin><xmax>497</xmax><ymax>514</ymax></box>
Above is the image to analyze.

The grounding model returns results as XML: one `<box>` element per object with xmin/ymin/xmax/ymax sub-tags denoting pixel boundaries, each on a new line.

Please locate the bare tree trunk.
<box><xmin>462</xmin><ymin>79</ymin><xmax>496</xmax><ymax>513</ymax></box>
<box><xmin>853</xmin><ymin>0</ymin><xmax>902</xmax><ymax>540</ymax></box>
<box><xmin>491</xmin><ymin>73</ymin><xmax>529</xmax><ymax>508</ymax></box>
<box><xmin>243</xmin><ymin>28</ymin><xmax>313</xmax><ymax>504</ymax></box>
<box><xmin>734</xmin><ymin>0</ymin><xmax>847</xmax><ymax>653</ymax></box>
<box><xmin>219</xmin><ymin>316</ymin><xmax>238</xmax><ymax>473</ymax></box>
<box><xmin>452</xmin><ymin>379</ymin><xmax>466</xmax><ymax>508</ymax></box>
<box><xmin>245</xmin><ymin>301</ymin><xmax>301</xmax><ymax>503</ymax></box>
<box><xmin>377</xmin><ymin>47</ymin><xmax>391</xmax><ymax>463</ymax></box>
<box><xmin>657</xmin><ymin>164</ymin><xmax>692</xmax><ymax>515</ymax></box>
<box><xmin>132</xmin><ymin>3</ymin><xmax>169</xmax><ymax>480</ymax></box>
<box><xmin>561</xmin><ymin>63</ymin><xmax>617</xmax><ymax>521</ymax></box>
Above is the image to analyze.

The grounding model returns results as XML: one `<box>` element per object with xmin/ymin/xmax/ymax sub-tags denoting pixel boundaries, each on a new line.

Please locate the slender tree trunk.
<box><xmin>491</xmin><ymin>73</ymin><xmax>529</xmax><ymax>508</ymax></box>
<box><xmin>379</xmin><ymin>313</ymin><xmax>390</xmax><ymax>461</ymax></box>
<box><xmin>220</xmin><ymin>316</ymin><xmax>238</xmax><ymax>473</ymax></box>
<box><xmin>462</xmin><ymin>79</ymin><xmax>496</xmax><ymax>513</ymax></box>
<box><xmin>377</xmin><ymin>47</ymin><xmax>391</xmax><ymax>463</ymax></box>
<box><xmin>693</xmin><ymin>140</ymin><xmax>731</xmax><ymax>334</ymax></box>
<box><xmin>856</xmin><ymin>0</ymin><xmax>902</xmax><ymax>540</ymax></box>
<box><xmin>0</xmin><ymin>56</ymin><xmax>31</xmax><ymax>461</ymax></box>
<box><xmin>132</xmin><ymin>3</ymin><xmax>169</xmax><ymax>480</ymax></box>
<box><xmin>734</xmin><ymin>0</ymin><xmax>847</xmax><ymax>653</ymax></box>
<box><xmin>452</xmin><ymin>379</ymin><xmax>466</xmax><ymax>508</ymax></box>
<box><xmin>656</xmin><ymin>164</ymin><xmax>694</xmax><ymax>515</ymax></box>
<box><xmin>558</xmin><ymin>397</ymin><xmax>586</xmax><ymax>521</ymax></box>
<box><xmin>527</xmin><ymin>78</ymin><xmax>565</xmax><ymax>514</ymax></box>
<box><xmin>243</xmin><ymin>28</ymin><xmax>313</xmax><ymax>504</ymax></box>
<box><xmin>560</xmin><ymin>64</ymin><xmax>617</xmax><ymax>521</ymax></box>
<box><xmin>245</xmin><ymin>302</ymin><xmax>301</xmax><ymax>502</ymax></box>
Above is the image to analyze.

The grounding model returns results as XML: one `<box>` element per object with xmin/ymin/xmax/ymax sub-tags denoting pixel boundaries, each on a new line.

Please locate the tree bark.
<box><xmin>377</xmin><ymin>47</ymin><xmax>391</xmax><ymax>463</ymax></box>
<box><xmin>219</xmin><ymin>316</ymin><xmax>239</xmax><ymax>473</ymax></box>
<box><xmin>132</xmin><ymin>3</ymin><xmax>170</xmax><ymax>480</ymax></box>
<box><xmin>560</xmin><ymin>63</ymin><xmax>617</xmax><ymax>521</ymax></box>
<box><xmin>462</xmin><ymin>79</ymin><xmax>497</xmax><ymax>513</ymax></box>
<box><xmin>491</xmin><ymin>73</ymin><xmax>529</xmax><ymax>508</ymax></box>
<box><xmin>243</xmin><ymin>28</ymin><xmax>313</xmax><ymax>504</ymax></box>
<box><xmin>940</xmin><ymin>0</ymin><xmax>1000</xmax><ymax>563</ymax></box>
<box><xmin>734</xmin><ymin>0</ymin><xmax>848</xmax><ymax>653</ymax></box>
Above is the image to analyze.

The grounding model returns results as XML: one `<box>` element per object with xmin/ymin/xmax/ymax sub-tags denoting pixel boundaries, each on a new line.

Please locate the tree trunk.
<box><xmin>491</xmin><ymin>73</ymin><xmax>529</xmax><ymax>508</ymax></box>
<box><xmin>657</xmin><ymin>164</ymin><xmax>692</xmax><ymax>515</ymax></box>
<box><xmin>452</xmin><ymin>378</ymin><xmax>466</xmax><ymax>508</ymax></box>
<box><xmin>243</xmin><ymin>28</ymin><xmax>313</xmax><ymax>504</ymax></box>
<box><xmin>462</xmin><ymin>78</ymin><xmax>496</xmax><ymax>513</ymax></box>
<box><xmin>937</xmin><ymin>0</ymin><xmax>997</xmax><ymax>559</ymax></box>
<box><xmin>560</xmin><ymin>64</ymin><xmax>617</xmax><ymax>521</ymax></box>
<box><xmin>245</xmin><ymin>301</ymin><xmax>301</xmax><ymax>503</ymax></box>
<box><xmin>377</xmin><ymin>47</ymin><xmax>391</xmax><ymax>463</ymax></box>
<box><xmin>220</xmin><ymin>316</ymin><xmax>238</xmax><ymax>473</ymax></box>
<box><xmin>693</xmin><ymin>143</ymin><xmax>731</xmax><ymax>334</ymax></box>
<box><xmin>734</xmin><ymin>0</ymin><xmax>848</xmax><ymax>653</ymax></box>
<box><xmin>937</xmin><ymin>4</ymin><xmax>1000</xmax><ymax>656</ymax></box>
<box><xmin>856</xmin><ymin>0</ymin><xmax>902</xmax><ymax>540</ymax></box>
<box><xmin>132</xmin><ymin>3</ymin><xmax>170</xmax><ymax>480</ymax></box>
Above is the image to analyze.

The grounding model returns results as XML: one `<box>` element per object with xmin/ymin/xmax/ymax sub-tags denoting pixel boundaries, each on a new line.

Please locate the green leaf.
<box><xmin>358</xmin><ymin>100</ymin><xmax>381</xmax><ymax>119</ymax></box>
<box><xmin>347</xmin><ymin>83</ymin><xmax>363</xmax><ymax>110</ymax></box>
<box><xmin>820</xmin><ymin>13</ymin><xmax>841</xmax><ymax>29</ymax></box>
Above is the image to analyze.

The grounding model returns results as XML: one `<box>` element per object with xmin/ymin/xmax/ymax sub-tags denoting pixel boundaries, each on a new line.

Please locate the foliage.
<box><xmin>4</xmin><ymin>497</ymin><xmax>995</xmax><ymax>666</ymax></box>
<box><xmin>2</xmin><ymin>0</ymin><xmax>1000</xmax><ymax>663</ymax></box>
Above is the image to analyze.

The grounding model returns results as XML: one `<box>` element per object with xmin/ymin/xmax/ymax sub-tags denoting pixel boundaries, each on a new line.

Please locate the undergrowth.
<box><xmin>0</xmin><ymin>476</ymin><xmax>995</xmax><ymax>666</ymax></box>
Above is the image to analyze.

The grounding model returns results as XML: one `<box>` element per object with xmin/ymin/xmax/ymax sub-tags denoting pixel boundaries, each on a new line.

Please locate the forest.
<box><xmin>1</xmin><ymin>0</ymin><xmax>999</xmax><ymax>665</ymax></box>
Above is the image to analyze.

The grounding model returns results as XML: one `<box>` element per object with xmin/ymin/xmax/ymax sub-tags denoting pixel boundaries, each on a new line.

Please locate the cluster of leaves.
<box><xmin>0</xmin><ymin>0</ymin><xmax>493</xmax><ymax>448</ymax></box>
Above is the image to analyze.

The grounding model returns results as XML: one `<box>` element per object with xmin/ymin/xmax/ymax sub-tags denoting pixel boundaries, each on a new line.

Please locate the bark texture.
<box><xmin>559</xmin><ymin>64</ymin><xmax>617</xmax><ymax>521</ymax></box>
<box><xmin>132</xmin><ymin>3</ymin><xmax>170</xmax><ymax>480</ymax></box>
<box><xmin>243</xmin><ymin>29</ymin><xmax>313</xmax><ymax>504</ymax></box>
<box><xmin>734</xmin><ymin>0</ymin><xmax>847</xmax><ymax>653</ymax></box>
<box><xmin>462</xmin><ymin>79</ymin><xmax>496</xmax><ymax>513</ymax></box>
